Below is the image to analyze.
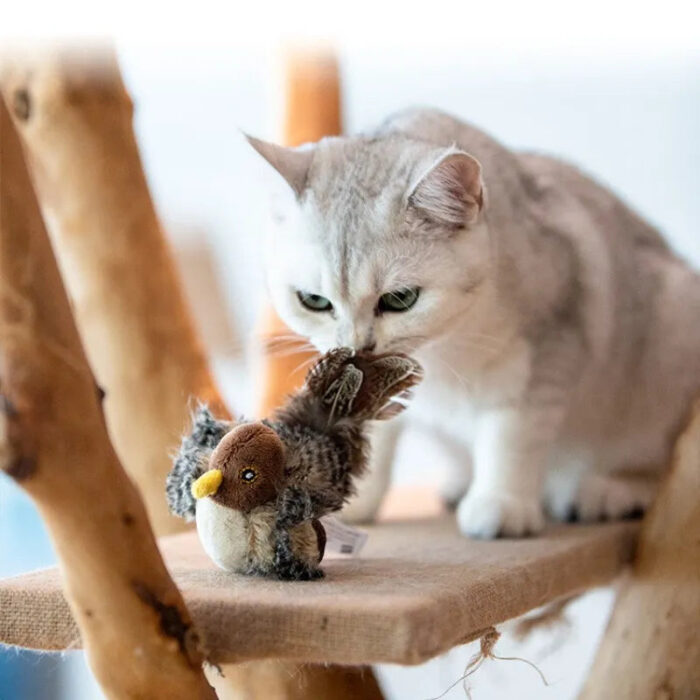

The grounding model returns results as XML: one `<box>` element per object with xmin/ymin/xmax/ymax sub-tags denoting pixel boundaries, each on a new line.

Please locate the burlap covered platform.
<box><xmin>0</xmin><ymin>514</ymin><xmax>639</xmax><ymax>666</ymax></box>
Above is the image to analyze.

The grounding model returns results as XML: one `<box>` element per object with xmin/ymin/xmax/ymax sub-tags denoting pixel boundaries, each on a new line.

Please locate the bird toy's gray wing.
<box><xmin>166</xmin><ymin>404</ymin><xmax>232</xmax><ymax>520</ymax></box>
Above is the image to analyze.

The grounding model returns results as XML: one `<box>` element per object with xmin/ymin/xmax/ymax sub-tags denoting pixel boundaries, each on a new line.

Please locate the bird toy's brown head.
<box><xmin>190</xmin><ymin>423</ymin><xmax>286</xmax><ymax>512</ymax></box>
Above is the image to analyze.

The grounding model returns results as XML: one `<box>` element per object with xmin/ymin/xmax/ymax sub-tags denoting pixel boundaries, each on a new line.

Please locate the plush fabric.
<box><xmin>0</xmin><ymin>514</ymin><xmax>638</xmax><ymax>666</ymax></box>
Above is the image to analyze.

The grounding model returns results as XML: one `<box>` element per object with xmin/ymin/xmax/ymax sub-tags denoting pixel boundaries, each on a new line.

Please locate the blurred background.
<box><xmin>1</xmin><ymin>4</ymin><xmax>698</xmax><ymax>697</ymax></box>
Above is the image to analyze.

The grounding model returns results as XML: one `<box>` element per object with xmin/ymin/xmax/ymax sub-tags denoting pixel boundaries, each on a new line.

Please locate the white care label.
<box><xmin>320</xmin><ymin>516</ymin><xmax>368</xmax><ymax>557</ymax></box>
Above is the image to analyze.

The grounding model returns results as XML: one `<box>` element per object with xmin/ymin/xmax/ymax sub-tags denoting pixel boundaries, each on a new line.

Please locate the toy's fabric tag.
<box><xmin>320</xmin><ymin>516</ymin><xmax>368</xmax><ymax>557</ymax></box>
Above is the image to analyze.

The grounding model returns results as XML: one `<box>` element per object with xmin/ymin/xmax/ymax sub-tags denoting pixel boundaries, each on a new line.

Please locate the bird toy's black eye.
<box><xmin>240</xmin><ymin>467</ymin><xmax>258</xmax><ymax>483</ymax></box>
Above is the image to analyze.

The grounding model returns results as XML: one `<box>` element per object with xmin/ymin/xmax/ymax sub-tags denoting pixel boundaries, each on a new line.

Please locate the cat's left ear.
<box><xmin>408</xmin><ymin>149</ymin><xmax>484</xmax><ymax>230</ymax></box>
<box><xmin>246</xmin><ymin>135</ymin><xmax>314</xmax><ymax>199</ymax></box>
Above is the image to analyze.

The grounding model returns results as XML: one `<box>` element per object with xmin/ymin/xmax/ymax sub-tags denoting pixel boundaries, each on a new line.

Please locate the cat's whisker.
<box><xmin>268</xmin><ymin>346</ymin><xmax>317</xmax><ymax>359</ymax></box>
<box><xmin>266</xmin><ymin>340</ymin><xmax>318</xmax><ymax>358</ymax></box>
<box><xmin>435</xmin><ymin>356</ymin><xmax>474</xmax><ymax>394</ymax></box>
<box><xmin>290</xmin><ymin>355</ymin><xmax>320</xmax><ymax>378</ymax></box>
<box><xmin>263</xmin><ymin>334</ymin><xmax>312</xmax><ymax>348</ymax></box>
<box><xmin>264</xmin><ymin>335</ymin><xmax>311</xmax><ymax>347</ymax></box>
<box><xmin>266</xmin><ymin>334</ymin><xmax>309</xmax><ymax>345</ymax></box>
<box><xmin>267</xmin><ymin>349</ymin><xmax>314</xmax><ymax>360</ymax></box>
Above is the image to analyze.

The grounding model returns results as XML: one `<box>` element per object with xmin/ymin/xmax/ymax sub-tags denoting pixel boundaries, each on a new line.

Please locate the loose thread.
<box><xmin>427</xmin><ymin>627</ymin><xmax>549</xmax><ymax>700</ymax></box>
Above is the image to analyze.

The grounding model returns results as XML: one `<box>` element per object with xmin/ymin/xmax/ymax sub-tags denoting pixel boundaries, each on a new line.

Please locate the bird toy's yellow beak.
<box><xmin>191</xmin><ymin>469</ymin><xmax>223</xmax><ymax>499</ymax></box>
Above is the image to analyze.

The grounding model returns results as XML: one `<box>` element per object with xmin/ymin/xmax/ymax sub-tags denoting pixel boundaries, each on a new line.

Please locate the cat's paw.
<box><xmin>547</xmin><ymin>473</ymin><xmax>656</xmax><ymax>522</ymax></box>
<box><xmin>339</xmin><ymin>492</ymin><xmax>383</xmax><ymax>524</ymax></box>
<box><xmin>456</xmin><ymin>492</ymin><xmax>545</xmax><ymax>539</ymax></box>
<box><xmin>439</xmin><ymin>471</ymin><xmax>472</xmax><ymax>511</ymax></box>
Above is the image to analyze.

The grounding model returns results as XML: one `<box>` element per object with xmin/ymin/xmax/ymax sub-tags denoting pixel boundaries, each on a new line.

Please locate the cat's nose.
<box><xmin>361</xmin><ymin>341</ymin><xmax>376</xmax><ymax>352</ymax></box>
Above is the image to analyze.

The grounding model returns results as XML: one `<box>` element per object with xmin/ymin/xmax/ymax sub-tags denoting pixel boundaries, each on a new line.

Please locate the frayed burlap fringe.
<box><xmin>428</xmin><ymin>627</ymin><xmax>549</xmax><ymax>700</ymax></box>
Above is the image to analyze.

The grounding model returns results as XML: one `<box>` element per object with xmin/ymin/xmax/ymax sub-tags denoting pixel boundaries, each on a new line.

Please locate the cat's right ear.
<box><xmin>245</xmin><ymin>135</ymin><xmax>314</xmax><ymax>199</ymax></box>
<box><xmin>407</xmin><ymin>149</ymin><xmax>484</xmax><ymax>230</ymax></box>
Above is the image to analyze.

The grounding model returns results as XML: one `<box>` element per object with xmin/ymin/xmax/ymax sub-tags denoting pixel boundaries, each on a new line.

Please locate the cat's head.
<box><xmin>249</xmin><ymin>134</ymin><xmax>490</xmax><ymax>355</ymax></box>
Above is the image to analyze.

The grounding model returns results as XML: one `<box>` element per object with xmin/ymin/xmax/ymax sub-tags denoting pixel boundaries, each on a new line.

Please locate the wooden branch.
<box><xmin>0</xmin><ymin>96</ymin><xmax>215</xmax><ymax>699</ymax></box>
<box><xmin>1</xmin><ymin>48</ymin><xmax>227</xmax><ymax>535</ymax></box>
<box><xmin>212</xmin><ymin>661</ymin><xmax>383</xmax><ymax>700</ymax></box>
<box><xmin>580</xmin><ymin>401</ymin><xmax>700</xmax><ymax>699</ymax></box>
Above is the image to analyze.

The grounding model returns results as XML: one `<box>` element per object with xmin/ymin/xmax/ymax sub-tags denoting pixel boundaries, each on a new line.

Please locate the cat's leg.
<box><xmin>457</xmin><ymin>405</ymin><xmax>562</xmax><ymax>538</ymax></box>
<box><xmin>546</xmin><ymin>466</ymin><xmax>657</xmax><ymax>522</ymax></box>
<box><xmin>340</xmin><ymin>419</ymin><xmax>402</xmax><ymax>523</ymax></box>
<box><xmin>438</xmin><ymin>435</ymin><xmax>473</xmax><ymax>510</ymax></box>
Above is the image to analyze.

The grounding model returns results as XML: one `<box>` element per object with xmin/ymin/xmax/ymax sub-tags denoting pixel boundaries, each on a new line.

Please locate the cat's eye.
<box><xmin>240</xmin><ymin>467</ymin><xmax>258</xmax><ymax>483</ymax></box>
<box><xmin>378</xmin><ymin>287</ymin><xmax>420</xmax><ymax>313</ymax></box>
<box><xmin>297</xmin><ymin>290</ymin><xmax>333</xmax><ymax>312</ymax></box>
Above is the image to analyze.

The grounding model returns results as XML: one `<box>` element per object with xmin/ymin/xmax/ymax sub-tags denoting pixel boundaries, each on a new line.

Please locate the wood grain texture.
<box><xmin>580</xmin><ymin>401</ymin><xmax>700</xmax><ymax>700</ymax></box>
<box><xmin>1</xmin><ymin>48</ymin><xmax>227</xmax><ymax>535</ymax></box>
<box><xmin>0</xmin><ymin>95</ymin><xmax>215</xmax><ymax>700</ymax></box>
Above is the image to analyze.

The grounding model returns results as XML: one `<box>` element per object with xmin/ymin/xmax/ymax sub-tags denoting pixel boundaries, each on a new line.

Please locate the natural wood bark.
<box><xmin>0</xmin><ymin>96</ymin><xmax>215</xmax><ymax>699</ymax></box>
<box><xmin>580</xmin><ymin>401</ymin><xmax>700</xmax><ymax>700</ymax></box>
<box><xmin>1</xmin><ymin>48</ymin><xmax>226</xmax><ymax>535</ymax></box>
<box><xmin>209</xmin><ymin>661</ymin><xmax>383</xmax><ymax>700</ymax></box>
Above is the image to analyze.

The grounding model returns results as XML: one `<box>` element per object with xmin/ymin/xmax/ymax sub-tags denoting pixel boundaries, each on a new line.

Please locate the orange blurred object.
<box><xmin>256</xmin><ymin>49</ymin><xmax>342</xmax><ymax>417</ymax></box>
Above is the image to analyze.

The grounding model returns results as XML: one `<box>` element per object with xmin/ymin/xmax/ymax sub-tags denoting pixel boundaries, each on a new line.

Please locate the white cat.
<box><xmin>248</xmin><ymin>108</ymin><xmax>700</xmax><ymax>538</ymax></box>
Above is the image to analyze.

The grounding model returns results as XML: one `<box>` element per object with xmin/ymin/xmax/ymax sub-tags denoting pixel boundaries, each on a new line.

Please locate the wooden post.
<box><xmin>1</xmin><ymin>48</ymin><xmax>227</xmax><ymax>536</ymax></box>
<box><xmin>254</xmin><ymin>47</ymin><xmax>340</xmax><ymax>417</ymax></box>
<box><xmin>580</xmin><ymin>401</ymin><xmax>700</xmax><ymax>699</ymax></box>
<box><xmin>0</xmin><ymin>96</ymin><xmax>215</xmax><ymax>700</ymax></box>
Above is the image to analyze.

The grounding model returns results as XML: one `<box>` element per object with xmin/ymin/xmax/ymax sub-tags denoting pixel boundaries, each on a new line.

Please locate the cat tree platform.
<box><xmin>0</xmin><ymin>506</ymin><xmax>639</xmax><ymax>665</ymax></box>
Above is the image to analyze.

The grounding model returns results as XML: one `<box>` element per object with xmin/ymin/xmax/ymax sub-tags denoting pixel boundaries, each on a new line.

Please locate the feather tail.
<box><xmin>277</xmin><ymin>348</ymin><xmax>423</xmax><ymax>430</ymax></box>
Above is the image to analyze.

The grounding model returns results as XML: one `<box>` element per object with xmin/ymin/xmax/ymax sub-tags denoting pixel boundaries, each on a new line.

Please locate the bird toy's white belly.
<box><xmin>195</xmin><ymin>498</ymin><xmax>251</xmax><ymax>572</ymax></box>
<box><xmin>195</xmin><ymin>498</ymin><xmax>320</xmax><ymax>575</ymax></box>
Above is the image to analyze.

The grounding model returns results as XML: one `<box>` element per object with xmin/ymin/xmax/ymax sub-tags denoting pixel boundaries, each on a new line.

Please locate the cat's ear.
<box><xmin>408</xmin><ymin>150</ymin><xmax>484</xmax><ymax>229</ymax></box>
<box><xmin>246</xmin><ymin>135</ymin><xmax>314</xmax><ymax>199</ymax></box>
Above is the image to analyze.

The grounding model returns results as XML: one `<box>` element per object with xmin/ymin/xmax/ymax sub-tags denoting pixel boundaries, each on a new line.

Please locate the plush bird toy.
<box><xmin>166</xmin><ymin>348</ymin><xmax>423</xmax><ymax>580</ymax></box>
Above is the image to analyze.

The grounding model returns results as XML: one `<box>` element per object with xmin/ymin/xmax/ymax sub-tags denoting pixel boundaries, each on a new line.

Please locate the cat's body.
<box><xmin>250</xmin><ymin>108</ymin><xmax>700</xmax><ymax>537</ymax></box>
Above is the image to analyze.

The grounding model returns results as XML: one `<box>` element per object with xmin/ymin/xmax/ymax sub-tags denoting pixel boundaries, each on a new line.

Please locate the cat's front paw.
<box><xmin>547</xmin><ymin>473</ymin><xmax>656</xmax><ymax>523</ymax></box>
<box><xmin>339</xmin><ymin>492</ymin><xmax>383</xmax><ymax>524</ymax></box>
<box><xmin>457</xmin><ymin>492</ymin><xmax>545</xmax><ymax>539</ymax></box>
<box><xmin>439</xmin><ymin>470</ymin><xmax>472</xmax><ymax>511</ymax></box>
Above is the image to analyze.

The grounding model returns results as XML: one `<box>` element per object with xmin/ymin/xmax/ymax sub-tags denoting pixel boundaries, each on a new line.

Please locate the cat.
<box><xmin>247</xmin><ymin>108</ymin><xmax>700</xmax><ymax>538</ymax></box>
